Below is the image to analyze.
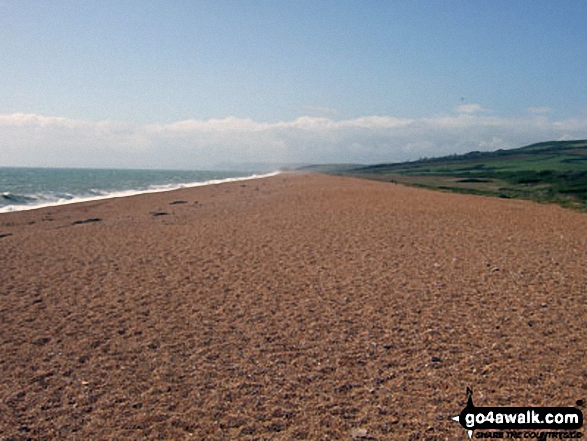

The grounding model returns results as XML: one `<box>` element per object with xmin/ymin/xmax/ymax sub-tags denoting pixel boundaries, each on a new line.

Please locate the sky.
<box><xmin>1</xmin><ymin>0</ymin><xmax>587</xmax><ymax>169</ymax></box>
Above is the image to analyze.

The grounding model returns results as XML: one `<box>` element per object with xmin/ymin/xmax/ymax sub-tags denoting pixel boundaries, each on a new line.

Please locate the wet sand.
<box><xmin>0</xmin><ymin>173</ymin><xmax>585</xmax><ymax>440</ymax></box>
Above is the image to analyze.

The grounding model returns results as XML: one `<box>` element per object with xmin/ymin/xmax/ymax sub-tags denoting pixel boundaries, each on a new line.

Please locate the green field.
<box><xmin>325</xmin><ymin>140</ymin><xmax>587</xmax><ymax>210</ymax></box>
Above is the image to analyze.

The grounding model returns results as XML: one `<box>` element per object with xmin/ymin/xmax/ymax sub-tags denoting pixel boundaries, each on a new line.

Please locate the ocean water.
<box><xmin>0</xmin><ymin>167</ymin><xmax>279</xmax><ymax>213</ymax></box>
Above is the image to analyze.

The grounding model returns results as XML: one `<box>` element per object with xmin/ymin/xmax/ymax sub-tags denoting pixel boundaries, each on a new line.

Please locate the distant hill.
<box><xmin>324</xmin><ymin>140</ymin><xmax>587</xmax><ymax>210</ymax></box>
<box><xmin>296</xmin><ymin>164</ymin><xmax>365</xmax><ymax>173</ymax></box>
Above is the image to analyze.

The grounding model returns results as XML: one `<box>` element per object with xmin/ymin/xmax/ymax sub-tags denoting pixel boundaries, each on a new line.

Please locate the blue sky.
<box><xmin>1</xmin><ymin>0</ymin><xmax>587</xmax><ymax>168</ymax></box>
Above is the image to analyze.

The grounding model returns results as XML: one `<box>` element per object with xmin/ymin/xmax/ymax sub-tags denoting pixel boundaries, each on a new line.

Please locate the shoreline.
<box><xmin>0</xmin><ymin>170</ymin><xmax>281</xmax><ymax>214</ymax></box>
<box><xmin>0</xmin><ymin>173</ymin><xmax>585</xmax><ymax>439</ymax></box>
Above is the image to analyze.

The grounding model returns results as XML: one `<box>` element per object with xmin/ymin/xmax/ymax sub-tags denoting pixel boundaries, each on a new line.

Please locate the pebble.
<box><xmin>351</xmin><ymin>427</ymin><xmax>369</xmax><ymax>439</ymax></box>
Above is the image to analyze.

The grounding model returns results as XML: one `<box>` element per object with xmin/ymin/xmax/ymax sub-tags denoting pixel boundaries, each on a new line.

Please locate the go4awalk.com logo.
<box><xmin>452</xmin><ymin>388</ymin><xmax>583</xmax><ymax>440</ymax></box>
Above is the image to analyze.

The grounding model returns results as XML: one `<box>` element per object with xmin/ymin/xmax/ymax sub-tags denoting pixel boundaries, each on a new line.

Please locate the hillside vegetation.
<box><xmin>331</xmin><ymin>140</ymin><xmax>587</xmax><ymax>210</ymax></box>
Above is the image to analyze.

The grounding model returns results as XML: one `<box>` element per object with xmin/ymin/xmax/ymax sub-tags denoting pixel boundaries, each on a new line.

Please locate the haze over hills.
<box><xmin>308</xmin><ymin>140</ymin><xmax>587</xmax><ymax>210</ymax></box>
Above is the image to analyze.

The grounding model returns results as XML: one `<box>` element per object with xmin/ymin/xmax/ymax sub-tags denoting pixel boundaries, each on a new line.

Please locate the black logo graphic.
<box><xmin>452</xmin><ymin>388</ymin><xmax>583</xmax><ymax>439</ymax></box>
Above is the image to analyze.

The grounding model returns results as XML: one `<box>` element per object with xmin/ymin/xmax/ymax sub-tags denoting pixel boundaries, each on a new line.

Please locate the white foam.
<box><xmin>0</xmin><ymin>171</ymin><xmax>281</xmax><ymax>213</ymax></box>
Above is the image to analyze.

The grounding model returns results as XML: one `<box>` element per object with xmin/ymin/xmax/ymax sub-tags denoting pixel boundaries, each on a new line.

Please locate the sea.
<box><xmin>0</xmin><ymin>167</ymin><xmax>280</xmax><ymax>213</ymax></box>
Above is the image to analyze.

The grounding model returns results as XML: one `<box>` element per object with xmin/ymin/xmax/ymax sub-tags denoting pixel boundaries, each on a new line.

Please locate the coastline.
<box><xmin>1</xmin><ymin>173</ymin><xmax>585</xmax><ymax>439</ymax></box>
<box><xmin>0</xmin><ymin>170</ymin><xmax>281</xmax><ymax>214</ymax></box>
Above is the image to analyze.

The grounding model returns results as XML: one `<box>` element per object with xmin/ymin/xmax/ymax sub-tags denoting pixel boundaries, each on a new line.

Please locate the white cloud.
<box><xmin>455</xmin><ymin>103</ymin><xmax>491</xmax><ymax>114</ymax></box>
<box><xmin>1</xmin><ymin>112</ymin><xmax>587</xmax><ymax>169</ymax></box>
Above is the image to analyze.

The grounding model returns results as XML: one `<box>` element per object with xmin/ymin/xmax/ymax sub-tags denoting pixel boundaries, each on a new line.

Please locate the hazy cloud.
<box><xmin>455</xmin><ymin>103</ymin><xmax>491</xmax><ymax>114</ymax></box>
<box><xmin>527</xmin><ymin>107</ymin><xmax>552</xmax><ymax>114</ymax></box>
<box><xmin>1</xmin><ymin>112</ymin><xmax>587</xmax><ymax>169</ymax></box>
<box><xmin>300</xmin><ymin>106</ymin><xmax>339</xmax><ymax>118</ymax></box>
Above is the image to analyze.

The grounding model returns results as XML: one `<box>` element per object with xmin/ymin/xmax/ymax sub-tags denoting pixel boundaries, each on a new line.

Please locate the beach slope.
<box><xmin>0</xmin><ymin>173</ymin><xmax>585</xmax><ymax>439</ymax></box>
